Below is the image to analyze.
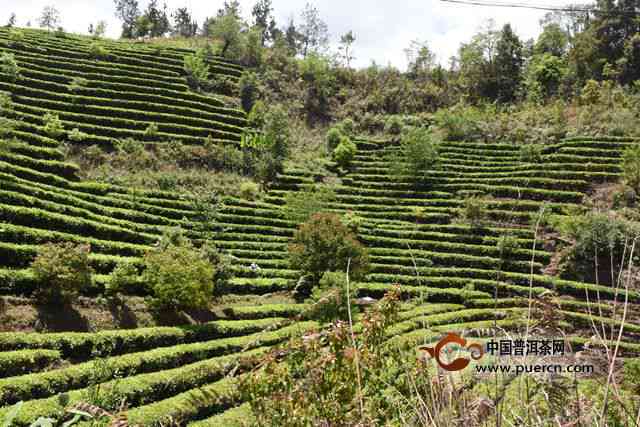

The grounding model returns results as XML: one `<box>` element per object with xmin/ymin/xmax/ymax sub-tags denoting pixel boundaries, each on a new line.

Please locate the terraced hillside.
<box><xmin>0</xmin><ymin>29</ymin><xmax>639</xmax><ymax>425</ymax></box>
<box><xmin>219</xmin><ymin>138</ymin><xmax>640</xmax><ymax>346</ymax></box>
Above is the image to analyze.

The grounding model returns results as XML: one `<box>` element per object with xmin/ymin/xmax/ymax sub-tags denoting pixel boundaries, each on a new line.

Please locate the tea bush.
<box><xmin>0</xmin><ymin>53</ymin><xmax>19</xmax><ymax>82</ymax></box>
<box><xmin>332</xmin><ymin>135</ymin><xmax>357</xmax><ymax>168</ymax></box>
<box><xmin>460</xmin><ymin>196</ymin><xmax>488</xmax><ymax>229</ymax></box>
<box><xmin>43</xmin><ymin>113</ymin><xmax>64</xmax><ymax>138</ymax></box>
<box><xmin>31</xmin><ymin>242</ymin><xmax>93</xmax><ymax>304</ymax></box>
<box><xmin>390</xmin><ymin>127</ymin><xmax>440</xmax><ymax>181</ymax></box>
<box><xmin>306</xmin><ymin>271</ymin><xmax>357</xmax><ymax>323</ymax></box>
<box><xmin>622</xmin><ymin>144</ymin><xmax>640</xmax><ymax>193</ymax></box>
<box><xmin>288</xmin><ymin>212</ymin><xmax>369</xmax><ymax>284</ymax></box>
<box><xmin>143</xmin><ymin>234</ymin><xmax>215</xmax><ymax>311</ymax></box>
<box><xmin>283</xmin><ymin>184</ymin><xmax>336</xmax><ymax>223</ymax></box>
<box><xmin>184</xmin><ymin>52</ymin><xmax>209</xmax><ymax>90</ymax></box>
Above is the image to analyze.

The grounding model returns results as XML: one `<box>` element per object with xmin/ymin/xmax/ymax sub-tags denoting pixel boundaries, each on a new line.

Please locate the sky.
<box><xmin>1</xmin><ymin>0</ymin><xmax>593</xmax><ymax>69</ymax></box>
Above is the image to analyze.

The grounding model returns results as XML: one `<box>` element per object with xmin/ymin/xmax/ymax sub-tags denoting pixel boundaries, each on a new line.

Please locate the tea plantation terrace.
<box><xmin>0</xmin><ymin>28</ymin><xmax>638</xmax><ymax>424</ymax></box>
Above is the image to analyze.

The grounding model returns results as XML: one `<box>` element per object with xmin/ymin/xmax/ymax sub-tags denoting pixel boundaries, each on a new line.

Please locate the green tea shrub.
<box><xmin>622</xmin><ymin>144</ymin><xmax>640</xmax><ymax>193</ymax></box>
<box><xmin>0</xmin><ymin>53</ymin><xmax>19</xmax><ymax>82</ymax></box>
<box><xmin>88</xmin><ymin>41</ymin><xmax>108</xmax><ymax>59</ymax></box>
<box><xmin>338</xmin><ymin>118</ymin><xmax>356</xmax><ymax>137</ymax></box>
<box><xmin>184</xmin><ymin>52</ymin><xmax>209</xmax><ymax>90</ymax></box>
<box><xmin>551</xmin><ymin>211</ymin><xmax>638</xmax><ymax>284</ymax></box>
<box><xmin>326</xmin><ymin>126</ymin><xmax>343</xmax><ymax>153</ymax></box>
<box><xmin>7</xmin><ymin>29</ymin><xmax>25</xmax><ymax>47</ymax></box>
<box><xmin>460</xmin><ymin>196</ymin><xmax>488</xmax><ymax>228</ymax></box>
<box><xmin>288</xmin><ymin>212</ymin><xmax>369</xmax><ymax>284</ymax></box>
<box><xmin>283</xmin><ymin>184</ymin><xmax>336</xmax><ymax>223</ymax></box>
<box><xmin>306</xmin><ymin>271</ymin><xmax>356</xmax><ymax>322</ymax></box>
<box><xmin>519</xmin><ymin>143</ymin><xmax>544</xmax><ymax>163</ymax></box>
<box><xmin>106</xmin><ymin>262</ymin><xmax>139</xmax><ymax>296</ymax></box>
<box><xmin>390</xmin><ymin>127</ymin><xmax>439</xmax><ymax>181</ymax></box>
<box><xmin>239</xmin><ymin>181</ymin><xmax>261</xmax><ymax>200</ymax></box>
<box><xmin>144</xmin><ymin>122</ymin><xmax>159</xmax><ymax>138</ymax></box>
<box><xmin>68</xmin><ymin>128</ymin><xmax>88</xmax><ymax>142</ymax></box>
<box><xmin>332</xmin><ymin>135</ymin><xmax>357</xmax><ymax>168</ymax></box>
<box><xmin>247</xmin><ymin>100</ymin><xmax>268</xmax><ymax>129</ymax></box>
<box><xmin>239</xmin><ymin>71</ymin><xmax>260</xmax><ymax>113</ymax></box>
<box><xmin>31</xmin><ymin>242</ymin><xmax>93</xmax><ymax>304</ymax></box>
<box><xmin>143</xmin><ymin>235</ymin><xmax>215</xmax><ymax>311</ymax></box>
<box><xmin>384</xmin><ymin>115</ymin><xmax>403</xmax><ymax>135</ymax></box>
<box><xmin>43</xmin><ymin>113</ymin><xmax>64</xmax><ymax>138</ymax></box>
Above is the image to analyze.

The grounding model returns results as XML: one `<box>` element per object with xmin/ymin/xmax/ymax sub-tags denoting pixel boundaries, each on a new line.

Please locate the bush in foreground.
<box><xmin>31</xmin><ymin>242</ymin><xmax>93</xmax><ymax>304</ymax></box>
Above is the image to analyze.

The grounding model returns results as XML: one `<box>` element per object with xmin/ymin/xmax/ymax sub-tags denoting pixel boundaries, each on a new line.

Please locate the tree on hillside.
<box><xmin>252</xmin><ymin>0</ymin><xmax>277</xmax><ymax>45</ymax></box>
<box><xmin>284</xmin><ymin>17</ymin><xmax>301</xmax><ymax>55</ymax></box>
<box><xmin>217</xmin><ymin>1</ymin><xmax>241</xmax><ymax>19</ymax></box>
<box><xmin>137</xmin><ymin>0</ymin><xmax>170</xmax><ymax>38</ymax></box>
<box><xmin>405</xmin><ymin>39</ymin><xmax>436</xmax><ymax>79</ymax></box>
<box><xmin>338</xmin><ymin>30</ymin><xmax>356</xmax><ymax>68</ymax></box>
<box><xmin>299</xmin><ymin>3</ymin><xmax>329</xmax><ymax>57</ymax></box>
<box><xmin>208</xmin><ymin>10</ymin><xmax>244</xmax><ymax>59</ymax></box>
<box><xmin>535</xmin><ymin>23</ymin><xmax>569</xmax><ymax>57</ymax></box>
<box><xmin>172</xmin><ymin>7</ymin><xmax>198</xmax><ymax>37</ymax></box>
<box><xmin>38</xmin><ymin>6</ymin><xmax>60</xmax><ymax>31</ymax></box>
<box><xmin>495</xmin><ymin>23</ymin><xmax>523</xmax><ymax>102</ymax></box>
<box><xmin>6</xmin><ymin>13</ymin><xmax>16</xmax><ymax>28</ymax></box>
<box><xmin>95</xmin><ymin>20</ymin><xmax>107</xmax><ymax>38</ymax></box>
<box><xmin>456</xmin><ymin>19</ymin><xmax>501</xmax><ymax>101</ymax></box>
<box><xmin>114</xmin><ymin>0</ymin><xmax>140</xmax><ymax>38</ymax></box>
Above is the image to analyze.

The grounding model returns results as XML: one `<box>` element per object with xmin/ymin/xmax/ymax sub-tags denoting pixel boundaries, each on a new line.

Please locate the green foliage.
<box><xmin>240</xmin><ymin>290</ymin><xmax>407</xmax><ymax>426</ymax></box>
<box><xmin>306</xmin><ymin>271</ymin><xmax>356</xmax><ymax>323</ymax></box>
<box><xmin>337</xmin><ymin>118</ymin><xmax>355</xmax><ymax>137</ymax></box>
<box><xmin>30</xmin><ymin>242</ymin><xmax>93</xmax><ymax>305</ymax></box>
<box><xmin>183</xmin><ymin>52</ymin><xmax>209</xmax><ymax>90</ymax></box>
<box><xmin>208</xmin><ymin>13</ymin><xmax>244</xmax><ymax>60</ymax></box>
<box><xmin>341</xmin><ymin>211</ymin><xmax>364</xmax><ymax>234</ymax></box>
<box><xmin>247</xmin><ymin>100</ymin><xmax>268</xmax><ymax>129</ymax></box>
<box><xmin>460</xmin><ymin>196</ymin><xmax>488</xmax><ymax>228</ymax></box>
<box><xmin>0</xmin><ymin>91</ymin><xmax>12</xmax><ymax>113</ymax></box>
<box><xmin>106</xmin><ymin>262</ymin><xmax>139</xmax><ymax>296</ymax></box>
<box><xmin>283</xmin><ymin>184</ymin><xmax>336</xmax><ymax>223</ymax></box>
<box><xmin>525</xmin><ymin>53</ymin><xmax>568</xmax><ymax>101</ymax></box>
<box><xmin>551</xmin><ymin>211</ymin><xmax>639</xmax><ymax>283</ymax></box>
<box><xmin>622</xmin><ymin>144</ymin><xmax>640</xmax><ymax>193</ymax></box>
<box><xmin>7</xmin><ymin>29</ymin><xmax>25</xmax><ymax>47</ymax></box>
<box><xmin>299</xmin><ymin>53</ymin><xmax>335</xmax><ymax>120</ymax></box>
<box><xmin>144</xmin><ymin>122</ymin><xmax>159</xmax><ymax>138</ymax></box>
<box><xmin>67</xmin><ymin>128</ymin><xmax>88</xmax><ymax>142</ymax></box>
<box><xmin>496</xmin><ymin>234</ymin><xmax>520</xmax><ymax>263</ymax></box>
<box><xmin>239</xmin><ymin>71</ymin><xmax>260</xmax><ymax>113</ymax></box>
<box><xmin>519</xmin><ymin>143</ymin><xmax>543</xmax><ymax>163</ymax></box>
<box><xmin>384</xmin><ymin>115</ymin><xmax>404</xmax><ymax>135</ymax></box>
<box><xmin>325</xmin><ymin>126</ymin><xmax>342</xmax><ymax>153</ymax></box>
<box><xmin>239</xmin><ymin>181</ymin><xmax>261</xmax><ymax>200</ymax></box>
<box><xmin>42</xmin><ymin>113</ymin><xmax>64</xmax><ymax>139</ymax></box>
<box><xmin>332</xmin><ymin>135</ymin><xmax>357</xmax><ymax>168</ymax></box>
<box><xmin>113</xmin><ymin>137</ymin><xmax>144</xmax><ymax>154</ymax></box>
<box><xmin>581</xmin><ymin>80</ymin><xmax>601</xmax><ymax>105</ymax></box>
<box><xmin>390</xmin><ymin>127</ymin><xmax>439</xmax><ymax>180</ymax></box>
<box><xmin>288</xmin><ymin>212</ymin><xmax>369</xmax><ymax>284</ymax></box>
<box><xmin>142</xmin><ymin>232</ymin><xmax>215</xmax><ymax>311</ymax></box>
<box><xmin>0</xmin><ymin>53</ymin><xmax>19</xmax><ymax>82</ymax></box>
<box><xmin>88</xmin><ymin>41</ymin><xmax>108</xmax><ymax>59</ymax></box>
<box><xmin>242</xmin><ymin>26</ymin><xmax>264</xmax><ymax>67</ymax></box>
<box><xmin>434</xmin><ymin>106</ymin><xmax>482</xmax><ymax>141</ymax></box>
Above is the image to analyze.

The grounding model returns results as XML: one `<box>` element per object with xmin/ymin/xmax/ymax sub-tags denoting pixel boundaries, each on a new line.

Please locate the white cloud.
<box><xmin>1</xmin><ymin>0</ymin><xmax>591</xmax><ymax>69</ymax></box>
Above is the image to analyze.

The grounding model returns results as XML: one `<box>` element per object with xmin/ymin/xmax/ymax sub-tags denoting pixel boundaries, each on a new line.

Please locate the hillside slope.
<box><xmin>0</xmin><ymin>29</ymin><xmax>638</xmax><ymax>424</ymax></box>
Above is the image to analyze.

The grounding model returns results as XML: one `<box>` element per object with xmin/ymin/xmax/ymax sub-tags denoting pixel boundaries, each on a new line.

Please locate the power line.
<box><xmin>439</xmin><ymin>0</ymin><xmax>638</xmax><ymax>15</ymax></box>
